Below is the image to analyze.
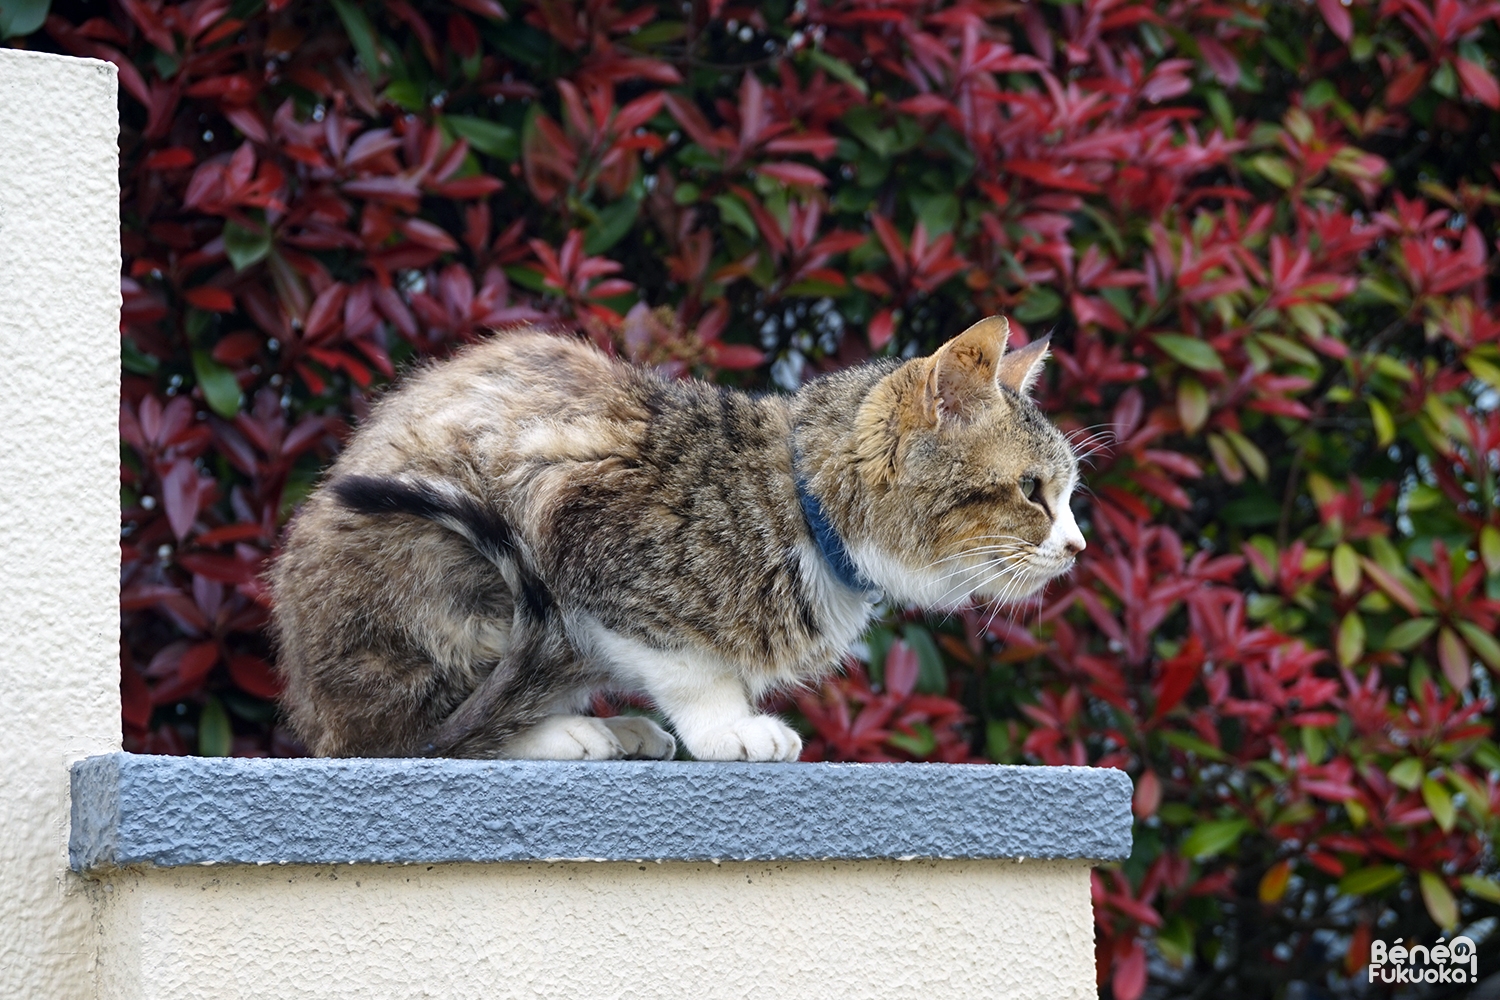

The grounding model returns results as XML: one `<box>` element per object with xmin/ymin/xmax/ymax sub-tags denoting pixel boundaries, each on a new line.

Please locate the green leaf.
<box><xmin>1458</xmin><ymin>621</ymin><xmax>1500</xmax><ymax>670</ymax></box>
<box><xmin>198</xmin><ymin>696</ymin><xmax>232</xmax><ymax>757</ymax></box>
<box><xmin>1423</xmin><ymin>778</ymin><xmax>1456</xmax><ymax>833</ymax></box>
<box><xmin>446</xmin><ymin>115</ymin><xmax>519</xmax><ymax>160</ymax></box>
<box><xmin>192</xmin><ymin>350</ymin><xmax>243</xmax><ymax>419</ymax></box>
<box><xmin>504</xmin><ymin>265</ymin><xmax>548</xmax><ymax>293</ymax></box>
<box><xmin>330</xmin><ymin>0</ymin><xmax>385</xmax><ymax>81</ymax></box>
<box><xmin>1180</xmin><ymin>818</ymin><xmax>1248</xmax><ymax>860</ymax></box>
<box><xmin>1332</xmin><ymin>543</ymin><xmax>1360</xmax><ymax>596</ymax></box>
<box><xmin>1460</xmin><ymin>874</ymin><xmax>1500</xmax><ymax>903</ymax></box>
<box><xmin>1223</xmin><ymin>429</ymin><xmax>1268</xmax><ymax>482</ymax></box>
<box><xmin>985</xmin><ymin>719</ymin><xmax>1012</xmax><ymax>761</ymax></box>
<box><xmin>1249</xmin><ymin>154</ymin><xmax>1294</xmax><ymax>188</ymax></box>
<box><xmin>886</xmin><ymin>722</ymin><xmax>936</xmax><ymax>758</ymax></box>
<box><xmin>1257</xmin><ymin>332</ymin><xmax>1319</xmax><ymax>368</ymax></box>
<box><xmin>1481</xmin><ymin>525</ymin><xmax>1500</xmax><ymax>575</ymax></box>
<box><xmin>1336</xmin><ymin>611</ymin><xmax>1365</xmax><ymax>667</ymax></box>
<box><xmin>1155</xmin><ymin>915</ymin><xmax>1194</xmax><ymax>968</ymax></box>
<box><xmin>1014</xmin><ymin>286</ymin><xmax>1062</xmax><ymax>323</ymax></box>
<box><xmin>909</xmin><ymin>191</ymin><xmax>959</xmax><ymax>237</ymax></box>
<box><xmin>223</xmin><ymin>220</ymin><xmax>271</xmax><ymax>272</ymax></box>
<box><xmin>584</xmin><ymin>196</ymin><xmax>640</xmax><ymax>255</ymax></box>
<box><xmin>713</xmin><ymin>194</ymin><xmax>757</xmax><ymax>238</ymax></box>
<box><xmin>122</xmin><ymin>338</ymin><xmax>160</xmax><ymax>376</ymax></box>
<box><xmin>1368</xmin><ymin>397</ymin><xmax>1395</xmax><ymax>448</ymax></box>
<box><xmin>1301</xmin><ymin>725</ymin><xmax>1328</xmax><ymax>765</ymax></box>
<box><xmin>1384</xmin><ymin>617</ymin><xmax>1436</xmax><ymax>651</ymax></box>
<box><xmin>1153</xmin><ymin>334</ymin><xmax>1224</xmax><ymax>372</ymax></box>
<box><xmin>1431</xmin><ymin>60</ymin><xmax>1458</xmax><ymax>98</ymax></box>
<box><xmin>0</xmin><ymin>0</ymin><xmax>50</xmax><ymax>38</ymax></box>
<box><xmin>1177</xmin><ymin>377</ymin><xmax>1209</xmax><ymax>434</ymax></box>
<box><xmin>676</xmin><ymin>143</ymin><xmax>722</xmax><ymax>171</ymax></box>
<box><xmin>1338</xmin><ymin>865</ymin><xmax>1403</xmax><ymax>896</ymax></box>
<box><xmin>804</xmin><ymin>48</ymin><xmax>868</xmax><ymax>97</ymax></box>
<box><xmin>1389</xmin><ymin>757</ymin><xmax>1425</xmax><ymax>791</ymax></box>
<box><xmin>1420</xmin><ymin>870</ymin><xmax>1458</xmax><ymax>929</ymax></box>
<box><xmin>1162</xmin><ymin>731</ymin><xmax>1230</xmax><ymax>762</ymax></box>
<box><xmin>1373</xmin><ymin>355</ymin><xmax>1415</xmax><ymax>383</ymax></box>
<box><xmin>382</xmin><ymin>79</ymin><xmax>426</xmax><ymax>112</ymax></box>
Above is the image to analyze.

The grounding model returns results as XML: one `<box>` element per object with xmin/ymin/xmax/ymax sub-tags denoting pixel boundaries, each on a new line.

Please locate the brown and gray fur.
<box><xmin>270</xmin><ymin>316</ymin><xmax>1086</xmax><ymax>761</ymax></box>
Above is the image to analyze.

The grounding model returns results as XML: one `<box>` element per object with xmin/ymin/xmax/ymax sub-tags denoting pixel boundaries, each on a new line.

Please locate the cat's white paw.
<box><xmin>601</xmin><ymin>715</ymin><xmax>677</xmax><ymax>760</ymax></box>
<box><xmin>687</xmin><ymin>715</ymin><xmax>802</xmax><ymax>762</ymax></box>
<box><xmin>500</xmin><ymin>715</ymin><xmax>624</xmax><ymax>760</ymax></box>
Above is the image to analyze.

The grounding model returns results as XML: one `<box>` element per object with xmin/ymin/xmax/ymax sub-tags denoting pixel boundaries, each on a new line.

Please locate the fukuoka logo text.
<box><xmin>1368</xmin><ymin>936</ymin><xmax>1477</xmax><ymax>985</ymax></box>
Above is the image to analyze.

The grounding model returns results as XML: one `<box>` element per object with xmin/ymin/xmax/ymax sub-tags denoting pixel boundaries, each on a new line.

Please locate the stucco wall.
<box><xmin>91</xmin><ymin>858</ymin><xmax>1096</xmax><ymax>1000</ymax></box>
<box><xmin>0</xmin><ymin>47</ymin><xmax>122</xmax><ymax>1000</ymax></box>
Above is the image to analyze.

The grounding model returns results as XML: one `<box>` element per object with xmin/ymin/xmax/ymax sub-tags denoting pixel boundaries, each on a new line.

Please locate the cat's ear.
<box><xmin>997</xmin><ymin>333</ymin><xmax>1051</xmax><ymax>396</ymax></box>
<box><xmin>920</xmin><ymin>316</ymin><xmax>1010</xmax><ymax>425</ymax></box>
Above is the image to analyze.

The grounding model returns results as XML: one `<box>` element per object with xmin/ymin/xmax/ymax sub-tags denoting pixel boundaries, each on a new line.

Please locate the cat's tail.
<box><xmin>329</xmin><ymin>473</ymin><xmax>553</xmax><ymax>620</ymax></box>
<box><xmin>329</xmin><ymin>473</ymin><xmax>568</xmax><ymax>757</ymax></box>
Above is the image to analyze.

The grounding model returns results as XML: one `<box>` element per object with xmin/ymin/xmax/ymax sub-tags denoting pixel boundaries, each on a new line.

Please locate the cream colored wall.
<box><xmin>91</xmin><ymin>858</ymin><xmax>1096</xmax><ymax>1000</ymax></box>
<box><xmin>0</xmin><ymin>48</ymin><xmax>122</xmax><ymax>1000</ymax></box>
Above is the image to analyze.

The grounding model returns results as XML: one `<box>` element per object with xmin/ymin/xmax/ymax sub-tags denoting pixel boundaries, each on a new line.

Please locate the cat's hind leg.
<box><xmin>495</xmin><ymin>713</ymin><xmax>675</xmax><ymax>760</ymax></box>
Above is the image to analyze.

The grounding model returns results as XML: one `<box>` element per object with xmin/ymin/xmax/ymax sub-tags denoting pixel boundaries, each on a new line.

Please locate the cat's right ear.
<box><xmin>919</xmin><ymin>316</ymin><xmax>1010</xmax><ymax>426</ymax></box>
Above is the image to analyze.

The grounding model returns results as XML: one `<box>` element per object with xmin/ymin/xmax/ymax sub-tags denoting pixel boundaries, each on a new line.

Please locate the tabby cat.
<box><xmin>270</xmin><ymin>316</ymin><xmax>1084</xmax><ymax>761</ymax></box>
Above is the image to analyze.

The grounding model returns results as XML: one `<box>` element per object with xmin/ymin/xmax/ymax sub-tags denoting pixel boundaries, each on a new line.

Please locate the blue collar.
<box><xmin>794</xmin><ymin>470</ymin><xmax>877</xmax><ymax>598</ymax></box>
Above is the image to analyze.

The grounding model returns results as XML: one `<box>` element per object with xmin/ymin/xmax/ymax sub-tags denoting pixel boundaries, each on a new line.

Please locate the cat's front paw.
<box><xmin>688</xmin><ymin>715</ymin><xmax>802</xmax><ymax>762</ymax></box>
<box><xmin>601</xmin><ymin>715</ymin><xmax>677</xmax><ymax>760</ymax></box>
<box><xmin>500</xmin><ymin>715</ymin><xmax>625</xmax><ymax>760</ymax></box>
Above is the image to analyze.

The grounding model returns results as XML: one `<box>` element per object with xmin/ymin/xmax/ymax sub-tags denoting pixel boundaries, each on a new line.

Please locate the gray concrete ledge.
<box><xmin>70</xmin><ymin>753</ymin><xmax>1132</xmax><ymax>871</ymax></box>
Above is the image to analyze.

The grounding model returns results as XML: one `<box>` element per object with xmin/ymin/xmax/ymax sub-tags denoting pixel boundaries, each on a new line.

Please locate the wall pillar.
<box><xmin>0</xmin><ymin>47</ymin><xmax>122</xmax><ymax>999</ymax></box>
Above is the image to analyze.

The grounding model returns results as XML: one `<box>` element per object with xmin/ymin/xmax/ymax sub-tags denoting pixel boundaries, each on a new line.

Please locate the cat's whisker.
<box><xmin>931</xmin><ymin>560</ymin><xmax>1020</xmax><ymax>608</ymax></box>
<box><xmin>931</xmin><ymin>555</ymin><xmax>1028</xmax><ymax>608</ymax></box>
<box><xmin>924</xmin><ymin>545</ymin><xmax>1030</xmax><ymax>570</ymax></box>
<box><xmin>924</xmin><ymin>551</ymin><xmax>1032</xmax><ymax>605</ymax></box>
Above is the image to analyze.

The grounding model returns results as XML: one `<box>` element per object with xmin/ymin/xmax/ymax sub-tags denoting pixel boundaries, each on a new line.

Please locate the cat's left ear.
<box><xmin>996</xmin><ymin>334</ymin><xmax>1051</xmax><ymax>396</ymax></box>
<box><xmin>921</xmin><ymin>316</ymin><xmax>1011</xmax><ymax>424</ymax></box>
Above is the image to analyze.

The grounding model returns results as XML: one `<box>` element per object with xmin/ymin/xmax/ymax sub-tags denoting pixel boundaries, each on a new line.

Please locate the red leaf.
<box><xmin>184</xmin><ymin>287</ymin><xmax>236</xmax><ymax>313</ymax></box>
<box><xmin>121</xmin><ymin>663</ymin><xmax>152</xmax><ymax>729</ymax></box>
<box><xmin>1197</xmin><ymin>38</ymin><xmax>1240</xmax><ymax>85</ymax></box>
<box><xmin>1455</xmin><ymin>57</ymin><xmax>1500</xmax><ymax>109</ymax></box>
<box><xmin>229</xmin><ymin>654</ymin><xmax>283</xmax><ymax>699</ymax></box>
<box><xmin>1133</xmin><ymin>770</ymin><xmax>1162</xmax><ymax>818</ymax></box>
<box><xmin>755</xmin><ymin>162</ymin><xmax>827</xmax><ymax>188</ymax></box>
<box><xmin>429</xmin><ymin>176</ymin><xmax>504</xmax><ymax>199</ymax></box>
<box><xmin>868</xmin><ymin>309</ymin><xmax>895</xmax><ymax>351</ymax></box>
<box><xmin>178</xmin><ymin>640</ymin><xmax>221</xmax><ymax>685</ymax></box>
<box><xmin>399</xmin><ymin>218</ymin><xmax>460</xmax><ymax>252</ymax></box>
<box><xmin>703</xmin><ymin>343</ymin><xmax>764</xmax><ymax>370</ymax></box>
<box><xmin>1317</xmin><ymin>0</ymin><xmax>1353</xmax><ymax>42</ymax></box>
<box><xmin>450</xmin><ymin>0</ymin><xmax>507</xmax><ymax>19</ymax></box>
<box><xmin>177</xmin><ymin>552</ymin><xmax>263</xmax><ymax>585</ymax></box>
<box><xmin>160</xmin><ymin>459</ymin><xmax>201</xmax><ymax>540</ymax></box>
<box><xmin>1112</xmin><ymin>940</ymin><xmax>1147</xmax><ymax>1000</ymax></box>
<box><xmin>1153</xmin><ymin>634</ymin><xmax>1204</xmax><ymax>719</ymax></box>
<box><xmin>143</xmin><ymin>148</ymin><xmax>196</xmax><ymax>170</ymax></box>
<box><xmin>885</xmin><ymin>640</ymin><xmax>919</xmax><ymax>697</ymax></box>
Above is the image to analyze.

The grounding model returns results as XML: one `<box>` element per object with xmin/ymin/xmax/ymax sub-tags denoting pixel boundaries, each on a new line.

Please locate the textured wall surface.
<box><xmin>92</xmin><ymin>858</ymin><xmax>1097</xmax><ymax>1000</ymax></box>
<box><xmin>71</xmin><ymin>753</ymin><xmax>1135</xmax><ymax>868</ymax></box>
<box><xmin>0</xmin><ymin>48</ymin><xmax>121</xmax><ymax>1000</ymax></box>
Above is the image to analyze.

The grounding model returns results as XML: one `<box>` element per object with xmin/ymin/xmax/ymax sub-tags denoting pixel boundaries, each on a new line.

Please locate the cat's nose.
<box><xmin>1062</xmin><ymin>531</ymin><xmax>1086</xmax><ymax>557</ymax></box>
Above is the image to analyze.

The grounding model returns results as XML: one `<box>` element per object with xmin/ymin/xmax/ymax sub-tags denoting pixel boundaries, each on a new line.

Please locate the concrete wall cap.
<box><xmin>70</xmin><ymin>753</ymin><xmax>1133</xmax><ymax>871</ymax></box>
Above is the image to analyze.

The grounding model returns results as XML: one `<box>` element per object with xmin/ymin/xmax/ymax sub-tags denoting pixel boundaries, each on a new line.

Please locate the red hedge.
<box><xmin>11</xmin><ymin>0</ymin><xmax>1500</xmax><ymax>995</ymax></box>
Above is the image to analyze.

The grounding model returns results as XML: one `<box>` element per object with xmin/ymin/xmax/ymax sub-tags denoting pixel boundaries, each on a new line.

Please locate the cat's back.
<box><xmin>335</xmin><ymin>329</ymin><xmax>651</xmax><ymax>481</ymax></box>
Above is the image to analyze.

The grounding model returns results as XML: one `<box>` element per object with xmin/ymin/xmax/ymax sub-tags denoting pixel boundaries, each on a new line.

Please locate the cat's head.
<box><xmin>848</xmin><ymin>316</ymin><xmax>1085</xmax><ymax>609</ymax></box>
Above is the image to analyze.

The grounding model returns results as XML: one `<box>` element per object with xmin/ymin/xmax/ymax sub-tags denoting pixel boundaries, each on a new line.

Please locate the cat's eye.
<box><xmin>1019</xmin><ymin>476</ymin><xmax>1037</xmax><ymax>500</ymax></box>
